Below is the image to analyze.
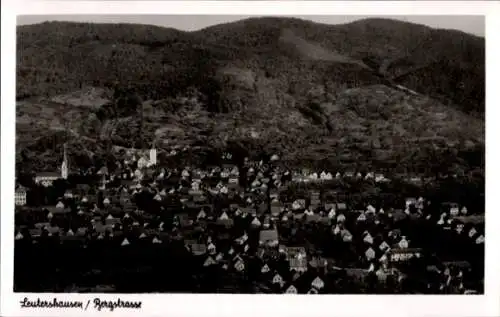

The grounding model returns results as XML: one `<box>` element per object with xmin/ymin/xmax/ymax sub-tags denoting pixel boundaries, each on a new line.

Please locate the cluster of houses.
<box><xmin>14</xmin><ymin>145</ymin><xmax>484</xmax><ymax>294</ymax></box>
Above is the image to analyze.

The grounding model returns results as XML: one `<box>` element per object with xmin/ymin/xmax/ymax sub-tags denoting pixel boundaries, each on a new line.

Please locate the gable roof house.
<box><xmin>15</xmin><ymin>186</ymin><xmax>28</xmax><ymax>206</ymax></box>
<box><xmin>336</xmin><ymin>202</ymin><xmax>347</xmax><ymax>211</ymax></box>
<box><xmin>289</xmin><ymin>254</ymin><xmax>308</xmax><ymax>273</ymax></box>
<box><xmin>259</xmin><ymin>229</ymin><xmax>279</xmax><ymax>247</ymax></box>
<box><xmin>35</xmin><ymin>172</ymin><xmax>61</xmax><ymax>187</ymax></box>
<box><xmin>185</xmin><ymin>240</ymin><xmax>207</xmax><ymax>256</ymax></box>
<box><xmin>285</xmin><ymin>285</ymin><xmax>298</xmax><ymax>294</ymax></box>
<box><xmin>311</xmin><ymin>276</ymin><xmax>325</xmax><ymax>290</ymax></box>
<box><xmin>216</xmin><ymin>211</ymin><xmax>234</xmax><ymax>227</ymax></box>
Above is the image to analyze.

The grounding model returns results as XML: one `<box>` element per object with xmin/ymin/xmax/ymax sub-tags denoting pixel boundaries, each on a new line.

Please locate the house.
<box><xmin>29</xmin><ymin>228</ymin><xmax>42</xmax><ymax>238</ymax></box>
<box><xmin>261</xmin><ymin>264</ymin><xmax>271</xmax><ymax>273</ymax></box>
<box><xmin>454</xmin><ymin>215</ymin><xmax>484</xmax><ymax>225</ymax></box>
<box><xmin>308</xmin><ymin>173</ymin><xmax>319</xmax><ymax>181</ymax></box>
<box><xmin>460</xmin><ymin>206</ymin><xmax>468</xmax><ymax>215</ymax></box>
<box><xmin>15</xmin><ymin>231</ymin><xmax>24</xmax><ymax>241</ymax></box>
<box><xmin>345</xmin><ymin>268</ymin><xmax>369</xmax><ymax>282</ymax></box>
<box><xmin>379</xmin><ymin>241</ymin><xmax>390</xmax><ymax>252</ymax></box>
<box><xmin>336</xmin><ymin>213</ymin><xmax>346</xmax><ymax>223</ymax></box>
<box><xmin>176</xmin><ymin>213</ymin><xmax>192</xmax><ymax>228</ymax></box>
<box><xmin>222</xmin><ymin>164</ymin><xmax>237</xmax><ymax>175</ymax></box>
<box><xmin>217</xmin><ymin>211</ymin><xmax>234</xmax><ymax>227</ymax></box>
<box><xmin>292</xmin><ymin>199</ymin><xmax>306</xmax><ymax>211</ymax></box>
<box><xmin>340</xmin><ymin>229</ymin><xmax>353</xmax><ymax>242</ymax></box>
<box><xmin>311</xmin><ymin>276</ymin><xmax>325</xmax><ymax>290</ymax></box>
<box><xmin>366</xmin><ymin>205</ymin><xmax>376</xmax><ymax>214</ymax></box>
<box><xmin>137</xmin><ymin>156</ymin><xmax>149</xmax><ymax>169</ymax></box>
<box><xmin>405</xmin><ymin>198</ymin><xmax>417</xmax><ymax>207</ymax></box>
<box><xmin>336</xmin><ymin>202</ymin><xmax>347</xmax><ymax>211</ymax></box>
<box><xmin>450</xmin><ymin>205</ymin><xmax>460</xmax><ymax>216</ymax></box>
<box><xmin>324</xmin><ymin>202</ymin><xmax>336</xmax><ymax>211</ymax></box>
<box><xmin>309</xmin><ymin>191</ymin><xmax>321</xmax><ymax>207</ymax></box>
<box><xmin>475</xmin><ymin>235</ymin><xmax>485</xmax><ymax>244</ymax></box>
<box><xmin>104</xmin><ymin>214</ymin><xmax>120</xmax><ymax>226</ymax></box>
<box><xmin>374</xmin><ymin>173</ymin><xmax>387</xmax><ymax>183</ymax></box>
<box><xmin>272</xmin><ymin>273</ymin><xmax>284</xmax><ymax>286</ymax></box>
<box><xmin>271</xmin><ymin>205</ymin><xmax>282</xmax><ymax>217</ymax></box>
<box><xmin>306</xmin><ymin>214</ymin><xmax>321</xmax><ymax>223</ymax></box>
<box><xmin>398</xmin><ymin>236</ymin><xmax>409</xmax><ymax>249</ymax></box>
<box><xmin>35</xmin><ymin>172</ymin><xmax>61</xmax><ymax>187</ymax></box>
<box><xmin>15</xmin><ymin>186</ymin><xmax>27</xmax><ymax>206</ymax></box>
<box><xmin>320</xmin><ymin>171</ymin><xmax>333</xmax><ymax>181</ymax></box>
<box><xmin>203</xmin><ymin>256</ymin><xmax>217</xmax><ymax>267</ymax></box>
<box><xmin>389</xmin><ymin>248</ymin><xmax>422</xmax><ymax>263</ymax></box>
<box><xmin>442</xmin><ymin>261</ymin><xmax>471</xmax><ymax>272</ymax></box>
<box><xmin>365</xmin><ymin>247</ymin><xmax>376</xmax><ymax>261</ymax></box>
<box><xmin>220</xmin><ymin>169</ymin><xmax>230</xmax><ymax>179</ymax></box>
<box><xmin>344</xmin><ymin>171</ymin><xmax>355</xmax><ymax>178</ymax></box>
<box><xmin>365</xmin><ymin>172</ymin><xmax>375</xmax><ymax>180</ymax></box>
<box><xmin>121</xmin><ymin>238</ymin><xmax>130</xmax><ymax>246</ymax></box>
<box><xmin>97</xmin><ymin>166</ymin><xmax>109</xmax><ymax>176</ymax></box>
<box><xmin>289</xmin><ymin>253</ymin><xmax>308</xmax><ymax>273</ymax></box>
<box><xmin>285</xmin><ymin>285</ymin><xmax>298</xmax><ymax>294</ymax></box>
<box><xmin>408</xmin><ymin>176</ymin><xmax>422</xmax><ymax>185</ymax></box>
<box><xmin>363</xmin><ymin>232</ymin><xmax>374</xmax><ymax>245</ymax></box>
<box><xmin>269</xmin><ymin>189</ymin><xmax>280</xmax><ymax>200</ymax></box>
<box><xmin>207</xmin><ymin>242</ymin><xmax>217</xmax><ymax>255</ymax></box>
<box><xmin>259</xmin><ymin>229</ymin><xmax>279</xmax><ymax>246</ymax></box>
<box><xmin>234</xmin><ymin>259</ymin><xmax>245</xmax><ymax>271</ymax></box>
<box><xmin>230</xmin><ymin>166</ymin><xmax>240</xmax><ymax>176</ymax></box>
<box><xmin>357</xmin><ymin>213</ymin><xmax>367</xmax><ymax>222</ymax></box>
<box><xmin>283</xmin><ymin>246</ymin><xmax>307</xmax><ymax>261</ymax></box>
<box><xmin>251</xmin><ymin>217</ymin><xmax>262</xmax><ymax>228</ymax></box>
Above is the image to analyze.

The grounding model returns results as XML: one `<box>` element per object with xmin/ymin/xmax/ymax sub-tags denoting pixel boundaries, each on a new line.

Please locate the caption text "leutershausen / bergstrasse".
<box><xmin>20</xmin><ymin>297</ymin><xmax>142</xmax><ymax>311</ymax></box>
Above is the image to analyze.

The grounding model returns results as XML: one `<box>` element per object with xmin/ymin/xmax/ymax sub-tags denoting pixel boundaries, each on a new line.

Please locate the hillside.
<box><xmin>15</xmin><ymin>17</ymin><xmax>485</xmax><ymax>174</ymax></box>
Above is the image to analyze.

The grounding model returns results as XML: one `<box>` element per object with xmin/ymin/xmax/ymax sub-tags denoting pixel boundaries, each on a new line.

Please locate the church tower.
<box><xmin>61</xmin><ymin>143</ymin><xmax>68</xmax><ymax>179</ymax></box>
<box><xmin>150</xmin><ymin>140</ymin><xmax>157</xmax><ymax>166</ymax></box>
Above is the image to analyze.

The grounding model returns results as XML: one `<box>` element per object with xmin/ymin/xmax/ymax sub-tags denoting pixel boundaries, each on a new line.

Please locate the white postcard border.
<box><xmin>2</xmin><ymin>1</ymin><xmax>500</xmax><ymax>317</ymax></box>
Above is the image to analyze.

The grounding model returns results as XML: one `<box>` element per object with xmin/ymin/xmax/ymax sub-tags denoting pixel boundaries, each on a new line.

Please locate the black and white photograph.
<box><xmin>2</xmin><ymin>1</ymin><xmax>500</xmax><ymax>317</ymax></box>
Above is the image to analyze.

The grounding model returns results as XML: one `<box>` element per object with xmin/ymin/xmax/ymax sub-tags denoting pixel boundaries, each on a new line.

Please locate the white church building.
<box><xmin>35</xmin><ymin>144</ymin><xmax>69</xmax><ymax>187</ymax></box>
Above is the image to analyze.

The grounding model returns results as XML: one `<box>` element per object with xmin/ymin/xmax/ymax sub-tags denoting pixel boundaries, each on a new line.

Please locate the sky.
<box><xmin>17</xmin><ymin>15</ymin><xmax>485</xmax><ymax>36</ymax></box>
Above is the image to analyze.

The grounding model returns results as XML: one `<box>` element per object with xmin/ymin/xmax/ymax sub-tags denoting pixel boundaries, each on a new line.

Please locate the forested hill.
<box><xmin>17</xmin><ymin>17</ymin><xmax>484</xmax><ymax>114</ymax></box>
<box><xmin>16</xmin><ymin>17</ymin><xmax>485</xmax><ymax>174</ymax></box>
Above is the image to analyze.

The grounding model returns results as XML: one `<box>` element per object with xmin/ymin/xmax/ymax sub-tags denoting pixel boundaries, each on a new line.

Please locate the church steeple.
<box><xmin>61</xmin><ymin>143</ymin><xmax>68</xmax><ymax>179</ymax></box>
<box><xmin>150</xmin><ymin>140</ymin><xmax>157</xmax><ymax>166</ymax></box>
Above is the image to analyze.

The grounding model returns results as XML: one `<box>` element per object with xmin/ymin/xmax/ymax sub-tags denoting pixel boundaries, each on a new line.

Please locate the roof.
<box><xmin>442</xmin><ymin>261</ymin><xmax>471</xmax><ymax>269</ymax></box>
<box><xmin>345</xmin><ymin>268</ymin><xmax>369</xmax><ymax>280</ymax></box>
<box><xmin>97</xmin><ymin>166</ymin><xmax>109</xmax><ymax>175</ymax></box>
<box><xmin>337</xmin><ymin>203</ymin><xmax>347</xmax><ymax>210</ymax></box>
<box><xmin>259</xmin><ymin>229</ymin><xmax>279</xmax><ymax>242</ymax></box>
<box><xmin>453</xmin><ymin>215</ymin><xmax>484</xmax><ymax>224</ymax></box>
<box><xmin>44</xmin><ymin>206</ymin><xmax>70</xmax><ymax>214</ymax></box>
<box><xmin>36</xmin><ymin>172</ymin><xmax>60</xmax><ymax>178</ymax></box>
<box><xmin>15</xmin><ymin>185</ymin><xmax>27</xmax><ymax>192</ymax></box>
<box><xmin>289</xmin><ymin>257</ymin><xmax>308</xmax><ymax>269</ymax></box>
<box><xmin>389</xmin><ymin>248</ymin><xmax>422</xmax><ymax>254</ymax></box>
<box><xmin>392</xmin><ymin>209</ymin><xmax>408</xmax><ymax>221</ymax></box>
<box><xmin>283</xmin><ymin>246</ymin><xmax>306</xmax><ymax>257</ymax></box>
<box><xmin>306</xmin><ymin>214</ymin><xmax>321</xmax><ymax>223</ymax></box>
<box><xmin>188</xmin><ymin>243</ymin><xmax>207</xmax><ymax>255</ymax></box>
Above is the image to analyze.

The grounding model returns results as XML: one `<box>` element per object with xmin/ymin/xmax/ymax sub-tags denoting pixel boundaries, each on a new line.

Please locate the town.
<box><xmin>14</xmin><ymin>143</ymin><xmax>485</xmax><ymax>294</ymax></box>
